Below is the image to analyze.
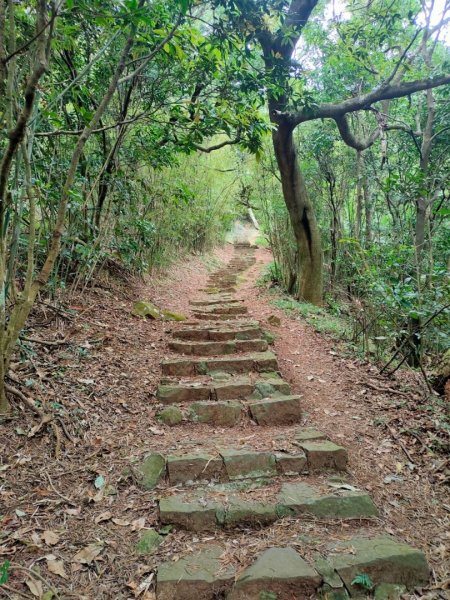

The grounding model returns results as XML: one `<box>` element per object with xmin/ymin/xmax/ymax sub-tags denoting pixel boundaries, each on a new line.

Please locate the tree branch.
<box><xmin>118</xmin><ymin>13</ymin><xmax>182</xmax><ymax>85</ymax></box>
<box><xmin>334</xmin><ymin>115</ymin><xmax>380</xmax><ymax>150</ymax></box>
<box><xmin>287</xmin><ymin>74</ymin><xmax>450</xmax><ymax>126</ymax></box>
<box><xmin>193</xmin><ymin>137</ymin><xmax>241</xmax><ymax>153</ymax></box>
<box><xmin>35</xmin><ymin>112</ymin><xmax>146</xmax><ymax>136</ymax></box>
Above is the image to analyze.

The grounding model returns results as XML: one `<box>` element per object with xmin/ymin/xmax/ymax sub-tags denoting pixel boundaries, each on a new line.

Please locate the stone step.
<box><xmin>168</xmin><ymin>338</ymin><xmax>268</xmax><ymax>356</ymax></box>
<box><xmin>248</xmin><ymin>394</ymin><xmax>303</xmax><ymax>425</ymax></box>
<box><xmin>187</xmin><ymin>400</ymin><xmax>242</xmax><ymax>426</ymax></box>
<box><xmin>156</xmin><ymin>375</ymin><xmax>290</xmax><ymax>404</ymax></box>
<box><xmin>207</xmin><ymin>276</ymin><xmax>237</xmax><ymax>283</ymax></box>
<box><xmin>180</xmin><ymin>319</ymin><xmax>259</xmax><ymax>328</ymax></box>
<box><xmin>192</xmin><ymin>312</ymin><xmax>249</xmax><ymax>321</ymax></box>
<box><xmin>157</xmin><ymin>396</ymin><xmax>303</xmax><ymax>428</ymax></box>
<box><xmin>158</xmin><ymin>480</ymin><xmax>378</xmax><ymax>531</ymax></box>
<box><xmin>193</xmin><ymin>304</ymin><xmax>248</xmax><ymax>316</ymax></box>
<box><xmin>166</xmin><ymin>448</ymin><xmax>296</xmax><ymax>484</ymax></box>
<box><xmin>199</xmin><ymin>286</ymin><xmax>237</xmax><ymax>294</ymax></box>
<box><xmin>173</xmin><ymin>324</ymin><xmax>262</xmax><ymax>341</ymax></box>
<box><xmin>155</xmin><ymin>536</ymin><xmax>429</xmax><ymax>599</ymax></box>
<box><xmin>161</xmin><ymin>441</ymin><xmax>345</xmax><ymax>485</ymax></box>
<box><xmin>161</xmin><ymin>351</ymin><xmax>278</xmax><ymax>376</ymax></box>
<box><xmin>189</xmin><ymin>297</ymin><xmax>242</xmax><ymax>306</ymax></box>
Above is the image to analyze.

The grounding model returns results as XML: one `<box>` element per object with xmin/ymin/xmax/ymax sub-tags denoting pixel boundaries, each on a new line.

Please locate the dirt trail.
<box><xmin>0</xmin><ymin>243</ymin><xmax>448</xmax><ymax>599</ymax></box>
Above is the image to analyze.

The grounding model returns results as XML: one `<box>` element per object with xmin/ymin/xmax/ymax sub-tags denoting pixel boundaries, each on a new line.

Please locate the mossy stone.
<box><xmin>374</xmin><ymin>583</ymin><xmax>407</xmax><ymax>599</ymax></box>
<box><xmin>157</xmin><ymin>406</ymin><xmax>182</xmax><ymax>426</ymax></box>
<box><xmin>136</xmin><ymin>529</ymin><xmax>163</xmax><ymax>555</ymax></box>
<box><xmin>161</xmin><ymin>310</ymin><xmax>187</xmax><ymax>321</ymax></box>
<box><xmin>141</xmin><ymin>453</ymin><xmax>166</xmax><ymax>489</ymax></box>
<box><xmin>267</xmin><ymin>314</ymin><xmax>281</xmax><ymax>326</ymax></box>
<box><xmin>262</xmin><ymin>330</ymin><xmax>276</xmax><ymax>344</ymax></box>
<box><xmin>132</xmin><ymin>301</ymin><xmax>161</xmax><ymax>319</ymax></box>
<box><xmin>328</xmin><ymin>535</ymin><xmax>430</xmax><ymax>593</ymax></box>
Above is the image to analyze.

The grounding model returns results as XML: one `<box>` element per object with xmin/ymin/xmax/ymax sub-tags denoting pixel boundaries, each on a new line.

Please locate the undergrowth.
<box><xmin>257</xmin><ymin>263</ymin><xmax>352</xmax><ymax>345</ymax></box>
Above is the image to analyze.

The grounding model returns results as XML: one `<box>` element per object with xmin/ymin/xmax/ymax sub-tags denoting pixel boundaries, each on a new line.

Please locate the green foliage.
<box><xmin>0</xmin><ymin>560</ymin><xmax>10</xmax><ymax>584</ymax></box>
<box><xmin>351</xmin><ymin>573</ymin><xmax>374</xmax><ymax>591</ymax></box>
<box><xmin>271</xmin><ymin>297</ymin><xmax>350</xmax><ymax>340</ymax></box>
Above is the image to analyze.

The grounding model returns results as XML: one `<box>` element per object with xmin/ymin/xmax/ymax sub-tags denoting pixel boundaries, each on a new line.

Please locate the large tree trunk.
<box><xmin>272</xmin><ymin>124</ymin><xmax>323</xmax><ymax>305</ymax></box>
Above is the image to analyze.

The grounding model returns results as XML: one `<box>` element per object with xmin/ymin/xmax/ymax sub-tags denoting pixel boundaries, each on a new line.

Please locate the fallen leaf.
<box><xmin>112</xmin><ymin>518</ymin><xmax>130</xmax><ymax>526</ymax></box>
<box><xmin>72</xmin><ymin>542</ymin><xmax>104</xmax><ymax>565</ymax></box>
<box><xmin>25</xmin><ymin>578</ymin><xmax>43</xmax><ymax>597</ymax></box>
<box><xmin>47</xmin><ymin>558</ymin><xmax>68</xmax><ymax>579</ymax></box>
<box><xmin>132</xmin><ymin>517</ymin><xmax>146</xmax><ymax>532</ymax></box>
<box><xmin>135</xmin><ymin>572</ymin><xmax>155</xmax><ymax>597</ymax></box>
<box><xmin>149</xmin><ymin>427</ymin><xmax>164</xmax><ymax>436</ymax></box>
<box><xmin>328</xmin><ymin>483</ymin><xmax>360</xmax><ymax>492</ymax></box>
<box><xmin>42</xmin><ymin>530</ymin><xmax>59</xmax><ymax>546</ymax></box>
<box><xmin>95</xmin><ymin>511</ymin><xmax>112</xmax><ymax>524</ymax></box>
<box><xmin>65</xmin><ymin>507</ymin><xmax>81</xmax><ymax>516</ymax></box>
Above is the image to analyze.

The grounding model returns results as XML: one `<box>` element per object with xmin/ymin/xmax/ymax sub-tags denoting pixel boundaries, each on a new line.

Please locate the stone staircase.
<box><xmin>142</xmin><ymin>243</ymin><xmax>430</xmax><ymax>599</ymax></box>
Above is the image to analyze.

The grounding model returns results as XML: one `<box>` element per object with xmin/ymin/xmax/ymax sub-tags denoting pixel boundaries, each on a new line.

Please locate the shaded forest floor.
<box><xmin>0</xmin><ymin>244</ymin><xmax>449</xmax><ymax>599</ymax></box>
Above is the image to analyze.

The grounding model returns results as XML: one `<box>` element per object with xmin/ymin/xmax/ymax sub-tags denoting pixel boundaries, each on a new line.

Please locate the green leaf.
<box><xmin>0</xmin><ymin>560</ymin><xmax>10</xmax><ymax>584</ymax></box>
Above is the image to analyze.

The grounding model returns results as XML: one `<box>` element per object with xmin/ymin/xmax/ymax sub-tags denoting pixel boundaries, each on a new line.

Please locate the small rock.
<box><xmin>157</xmin><ymin>406</ymin><xmax>183</xmax><ymax>426</ymax></box>
<box><xmin>267</xmin><ymin>314</ymin><xmax>281</xmax><ymax>326</ymax></box>
<box><xmin>132</xmin><ymin>301</ymin><xmax>160</xmax><ymax>319</ymax></box>
<box><xmin>140</xmin><ymin>453</ymin><xmax>166</xmax><ymax>489</ymax></box>
<box><xmin>136</xmin><ymin>529</ymin><xmax>163</xmax><ymax>555</ymax></box>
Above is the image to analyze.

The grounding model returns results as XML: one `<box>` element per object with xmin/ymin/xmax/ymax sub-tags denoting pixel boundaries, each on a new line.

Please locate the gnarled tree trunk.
<box><xmin>272</xmin><ymin>124</ymin><xmax>323</xmax><ymax>305</ymax></box>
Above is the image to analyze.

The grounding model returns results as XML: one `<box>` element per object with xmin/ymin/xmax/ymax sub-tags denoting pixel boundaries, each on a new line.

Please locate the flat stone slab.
<box><xmin>214</xmin><ymin>377</ymin><xmax>254</xmax><ymax>400</ymax></box>
<box><xmin>167</xmin><ymin>453</ymin><xmax>224</xmax><ymax>484</ymax></box>
<box><xmin>161</xmin><ymin>352</ymin><xmax>278</xmax><ymax>376</ymax></box>
<box><xmin>157</xmin><ymin>545</ymin><xmax>235</xmax><ymax>600</ymax></box>
<box><xmin>328</xmin><ymin>535</ymin><xmax>430</xmax><ymax>593</ymax></box>
<box><xmin>275</xmin><ymin>452</ymin><xmax>307</xmax><ymax>475</ymax></box>
<box><xmin>218</xmin><ymin>499</ymin><xmax>278</xmax><ymax>528</ymax></box>
<box><xmin>220</xmin><ymin>449</ymin><xmax>277</xmax><ymax>480</ymax></box>
<box><xmin>157</xmin><ymin>383</ymin><xmax>211</xmax><ymax>404</ymax></box>
<box><xmin>188</xmin><ymin>401</ymin><xmax>242</xmax><ymax>426</ymax></box>
<box><xmin>249</xmin><ymin>395</ymin><xmax>302</xmax><ymax>425</ymax></box>
<box><xmin>159</xmin><ymin>494</ymin><xmax>220</xmax><ymax>531</ymax></box>
<box><xmin>193</xmin><ymin>304</ymin><xmax>247</xmax><ymax>316</ymax></box>
<box><xmin>174</xmin><ymin>325</ymin><xmax>261</xmax><ymax>341</ymax></box>
<box><xmin>158</xmin><ymin>480</ymin><xmax>378</xmax><ymax>531</ymax></box>
<box><xmin>299</xmin><ymin>440</ymin><xmax>348</xmax><ymax>470</ymax></box>
<box><xmin>278</xmin><ymin>482</ymin><xmax>378</xmax><ymax>519</ymax></box>
<box><xmin>168</xmin><ymin>339</ymin><xmax>268</xmax><ymax>356</ymax></box>
<box><xmin>295</xmin><ymin>427</ymin><xmax>327</xmax><ymax>442</ymax></box>
<box><xmin>229</xmin><ymin>547</ymin><xmax>321</xmax><ymax>599</ymax></box>
<box><xmin>193</xmin><ymin>311</ymin><xmax>247</xmax><ymax>321</ymax></box>
<box><xmin>249</xmin><ymin>379</ymin><xmax>292</xmax><ymax>399</ymax></box>
<box><xmin>189</xmin><ymin>297</ymin><xmax>243</xmax><ymax>306</ymax></box>
<box><xmin>181</xmin><ymin>319</ymin><xmax>259</xmax><ymax>328</ymax></box>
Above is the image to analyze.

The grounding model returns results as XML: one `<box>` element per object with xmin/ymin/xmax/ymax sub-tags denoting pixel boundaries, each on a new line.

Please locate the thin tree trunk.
<box><xmin>355</xmin><ymin>150</ymin><xmax>363</xmax><ymax>240</ymax></box>
<box><xmin>272</xmin><ymin>124</ymin><xmax>323</xmax><ymax>305</ymax></box>
<box><xmin>363</xmin><ymin>168</ymin><xmax>372</xmax><ymax>246</ymax></box>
